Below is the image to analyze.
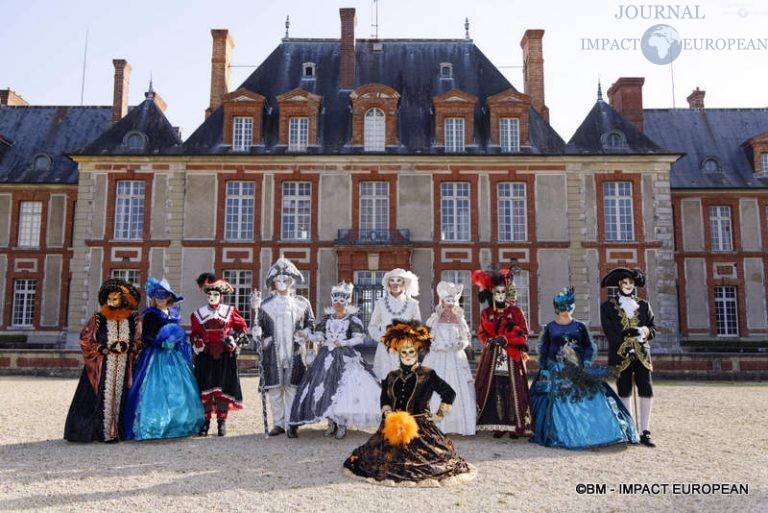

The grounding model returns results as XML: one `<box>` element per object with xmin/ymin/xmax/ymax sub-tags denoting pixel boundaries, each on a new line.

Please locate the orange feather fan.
<box><xmin>383</xmin><ymin>411</ymin><xmax>420</xmax><ymax>446</ymax></box>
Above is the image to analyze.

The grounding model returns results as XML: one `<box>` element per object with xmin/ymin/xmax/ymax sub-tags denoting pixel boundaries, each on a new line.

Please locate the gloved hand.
<box><xmin>224</xmin><ymin>335</ymin><xmax>237</xmax><ymax>353</ymax></box>
<box><xmin>622</xmin><ymin>327</ymin><xmax>641</xmax><ymax>338</ymax></box>
<box><xmin>430</xmin><ymin>403</ymin><xmax>452</xmax><ymax>422</ymax></box>
<box><xmin>622</xmin><ymin>347</ymin><xmax>637</xmax><ymax>361</ymax></box>
<box><xmin>109</xmin><ymin>341</ymin><xmax>129</xmax><ymax>354</ymax></box>
<box><xmin>381</xmin><ymin>405</ymin><xmax>393</xmax><ymax>419</ymax></box>
<box><xmin>192</xmin><ymin>337</ymin><xmax>205</xmax><ymax>355</ymax></box>
<box><xmin>98</xmin><ymin>344</ymin><xmax>110</xmax><ymax>356</ymax></box>
<box><xmin>493</xmin><ymin>336</ymin><xmax>508</xmax><ymax>348</ymax></box>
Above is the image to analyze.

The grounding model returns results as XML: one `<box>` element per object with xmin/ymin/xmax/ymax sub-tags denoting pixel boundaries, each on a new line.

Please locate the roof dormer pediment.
<box><xmin>222</xmin><ymin>88</ymin><xmax>265</xmax><ymax>104</ymax></box>
<box><xmin>487</xmin><ymin>88</ymin><xmax>531</xmax><ymax>106</ymax></box>
<box><xmin>433</xmin><ymin>89</ymin><xmax>478</xmax><ymax>104</ymax></box>
<box><xmin>276</xmin><ymin>88</ymin><xmax>322</xmax><ymax>105</ymax></box>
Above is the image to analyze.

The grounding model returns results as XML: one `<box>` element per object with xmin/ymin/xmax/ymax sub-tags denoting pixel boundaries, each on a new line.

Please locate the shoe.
<box><xmin>335</xmin><ymin>425</ymin><xmax>347</xmax><ymax>440</ymax></box>
<box><xmin>217</xmin><ymin>419</ymin><xmax>227</xmax><ymax>437</ymax></box>
<box><xmin>198</xmin><ymin>420</ymin><xmax>210</xmax><ymax>437</ymax></box>
<box><xmin>287</xmin><ymin>426</ymin><xmax>298</xmax><ymax>438</ymax></box>
<box><xmin>493</xmin><ymin>431</ymin><xmax>506</xmax><ymax>439</ymax></box>
<box><xmin>640</xmin><ymin>430</ymin><xmax>656</xmax><ymax>448</ymax></box>
<box><xmin>324</xmin><ymin>420</ymin><xmax>337</xmax><ymax>437</ymax></box>
<box><xmin>268</xmin><ymin>426</ymin><xmax>286</xmax><ymax>437</ymax></box>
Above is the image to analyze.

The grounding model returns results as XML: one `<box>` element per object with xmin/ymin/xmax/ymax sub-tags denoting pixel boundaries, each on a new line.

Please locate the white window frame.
<box><xmin>11</xmin><ymin>279</ymin><xmax>36</xmax><ymax>328</ymax></box>
<box><xmin>603</xmin><ymin>181</ymin><xmax>634</xmax><ymax>241</ymax></box>
<box><xmin>232</xmin><ymin>117</ymin><xmax>253</xmax><ymax>151</ymax></box>
<box><xmin>281</xmin><ymin>181</ymin><xmax>311</xmax><ymax>240</ymax></box>
<box><xmin>364</xmin><ymin>108</ymin><xmax>385</xmax><ymax>152</ymax></box>
<box><xmin>17</xmin><ymin>201</ymin><xmax>42</xmax><ymax>248</ymax></box>
<box><xmin>709</xmin><ymin>206</ymin><xmax>733</xmax><ymax>252</ymax></box>
<box><xmin>444</xmin><ymin>117</ymin><xmax>465</xmax><ymax>153</ymax></box>
<box><xmin>359</xmin><ymin>182</ymin><xmax>389</xmax><ymax>235</ymax></box>
<box><xmin>114</xmin><ymin>180</ymin><xmax>145</xmax><ymax>240</ymax></box>
<box><xmin>224</xmin><ymin>181</ymin><xmax>255</xmax><ymax>241</ymax></box>
<box><xmin>222</xmin><ymin>270</ymin><xmax>253</xmax><ymax>325</ymax></box>
<box><xmin>288</xmin><ymin>117</ymin><xmax>309</xmax><ymax>152</ymax></box>
<box><xmin>295</xmin><ymin>270</ymin><xmax>311</xmax><ymax>301</ymax></box>
<box><xmin>440</xmin><ymin>270</ymin><xmax>473</xmax><ymax>327</ymax></box>
<box><xmin>110</xmin><ymin>269</ymin><xmax>141</xmax><ymax>288</ymax></box>
<box><xmin>714</xmin><ymin>286</ymin><xmax>739</xmax><ymax>336</ymax></box>
<box><xmin>497</xmin><ymin>183</ymin><xmax>527</xmax><ymax>242</ymax></box>
<box><xmin>440</xmin><ymin>182</ymin><xmax>471</xmax><ymax>241</ymax></box>
<box><xmin>513</xmin><ymin>270</ymin><xmax>530</xmax><ymax>317</ymax></box>
<box><xmin>500</xmin><ymin>118</ymin><xmax>520</xmax><ymax>153</ymax></box>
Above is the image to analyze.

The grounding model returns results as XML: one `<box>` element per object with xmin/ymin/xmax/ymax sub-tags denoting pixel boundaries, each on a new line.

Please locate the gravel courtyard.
<box><xmin>0</xmin><ymin>376</ymin><xmax>765</xmax><ymax>513</ymax></box>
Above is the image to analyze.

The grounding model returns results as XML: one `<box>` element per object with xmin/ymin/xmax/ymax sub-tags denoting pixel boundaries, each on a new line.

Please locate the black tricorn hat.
<box><xmin>600</xmin><ymin>267</ymin><xmax>646</xmax><ymax>288</ymax></box>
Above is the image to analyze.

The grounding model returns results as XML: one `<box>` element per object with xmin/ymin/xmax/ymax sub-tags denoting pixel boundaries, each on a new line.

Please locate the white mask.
<box><xmin>399</xmin><ymin>345</ymin><xmax>418</xmax><ymax>366</ymax></box>
<box><xmin>493</xmin><ymin>287</ymin><xmax>507</xmax><ymax>305</ymax></box>
<box><xmin>388</xmin><ymin>277</ymin><xmax>405</xmax><ymax>296</ymax></box>
<box><xmin>206</xmin><ymin>290</ymin><xmax>221</xmax><ymax>307</ymax></box>
<box><xmin>274</xmin><ymin>275</ymin><xmax>293</xmax><ymax>292</ymax></box>
<box><xmin>618</xmin><ymin>277</ymin><xmax>635</xmax><ymax>296</ymax></box>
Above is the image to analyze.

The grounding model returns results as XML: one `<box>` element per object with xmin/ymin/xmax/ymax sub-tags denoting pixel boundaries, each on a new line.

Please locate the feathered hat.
<box><xmin>471</xmin><ymin>266</ymin><xmax>514</xmax><ymax>304</ymax></box>
<box><xmin>98</xmin><ymin>278</ymin><xmax>141</xmax><ymax>309</ymax></box>
<box><xmin>196</xmin><ymin>273</ymin><xmax>234</xmax><ymax>294</ymax></box>
<box><xmin>553</xmin><ymin>287</ymin><xmax>576</xmax><ymax>313</ymax></box>
<box><xmin>145</xmin><ymin>276</ymin><xmax>183</xmax><ymax>303</ymax></box>
<box><xmin>382</xmin><ymin>320</ymin><xmax>432</xmax><ymax>354</ymax></box>
<box><xmin>436</xmin><ymin>281</ymin><xmax>463</xmax><ymax>303</ymax></box>
<box><xmin>265</xmin><ymin>257</ymin><xmax>303</xmax><ymax>288</ymax></box>
<box><xmin>600</xmin><ymin>267</ymin><xmax>646</xmax><ymax>288</ymax></box>
<box><xmin>381</xmin><ymin>268</ymin><xmax>419</xmax><ymax>297</ymax></box>
<box><xmin>330</xmin><ymin>281</ymin><xmax>354</xmax><ymax>303</ymax></box>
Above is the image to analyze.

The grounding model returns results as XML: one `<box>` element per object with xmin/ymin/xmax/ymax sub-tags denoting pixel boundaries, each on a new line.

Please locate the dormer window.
<box><xmin>32</xmin><ymin>153</ymin><xmax>52</xmax><ymax>171</ymax></box>
<box><xmin>124</xmin><ymin>131</ymin><xmax>146</xmax><ymax>151</ymax></box>
<box><xmin>761</xmin><ymin>153</ymin><xmax>768</xmax><ymax>176</ymax></box>
<box><xmin>364</xmin><ymin>108</ymin><xmax>385</xmax><ymax>152</ymax></box>
<box><xmin>440</xmin><ymin>63</ymin><xmax>453</xmax><ymax>79</ymax></box>
<box><xmin>701</xmin><ymin>156</ymin><xmax>722</xmax><ymax>173</ymax></box>
<box><xmin>602</xmin><ymin>130</ymin><xmax>626</xmax><ymax>150</ymax></box>
<box><xmin>233</xmin><ymin>117</ymin><xmax>253</xmax><ymax>151</ymax></box>
<box><xmin>349</xmin><ymin>83</ymin><xmax>400</xmax><ymax>148</ymax></box>
<box><xmin>303</xmin><ymin>62</ymin><xmax>316</xmax><ymax>79</ymax></box>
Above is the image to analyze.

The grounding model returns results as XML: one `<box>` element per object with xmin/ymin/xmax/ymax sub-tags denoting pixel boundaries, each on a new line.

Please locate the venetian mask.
<box><xmin>399</xmin><ymin>344</ymin><xmax>418</xmax><ymax>366</ymax></box>
<box><xmin>331</xmin><ymin>293</ymin><xmax>348</xmax><ymax>306</ymax></box>
<box><xmin>492</xmin><ymin>286</ymin><xmax>507</xmax><ymax>305</ymax></box>
<box><xmin>273</xmin><ymin>275</ymin><xmax>293</xmax><ymax>292</ymax></box>
<box><xmin>206</xmin><ymin>290</ymin><xmax>221</xmax><ymax>307</ymax></box>
<box><xmin>442</xmin><ymin>296</ymin><xmax>456</xmax><ymax>307</ymax></box>
<box><xmin>388</xmin><ymin>277</ymin><xmax>405</xmax><ymax>296</ymax></box>
<box><xmin>618</xmin><ymin>277</ymin><xmax>636</xmax><ymax>296</ymax></box>
<box><xmin>106</xmin><ymin>291</ymin><xmax>122</xmax><ymax>309</ymax></box>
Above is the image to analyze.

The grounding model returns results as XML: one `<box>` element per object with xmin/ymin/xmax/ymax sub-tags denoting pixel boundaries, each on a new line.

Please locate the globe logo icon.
<box><xmin>641</xmin><ymin>24</ymin><xmax>682</xmax><ymax>64</ymax></box>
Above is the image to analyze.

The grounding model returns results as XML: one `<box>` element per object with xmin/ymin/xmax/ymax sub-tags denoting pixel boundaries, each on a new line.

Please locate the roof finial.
<box><xmin>597</xmin><ymin>78</ymin><xmax>603</xmax><ymax>102</ymax></box>
<box><xmin>145</xmin><ymin>74</ymin><xmax>155</xmax><ymax>100</ymax></box>
<box><xmin>285</xmin><ymin>15</ymin><xmax>290</xmax><ymax>39</ymax></box>
<box><xmin>465</xmin><ymin>17</ymin><xmax>470</xmax><ymax>40</ymax></box>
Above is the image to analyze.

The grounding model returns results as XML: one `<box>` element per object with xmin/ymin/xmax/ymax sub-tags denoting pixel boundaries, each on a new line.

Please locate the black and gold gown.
<box><xmin>343</xmin><ymin>363</ymin><xmax>476</xmax><ymax>485</ymax></box>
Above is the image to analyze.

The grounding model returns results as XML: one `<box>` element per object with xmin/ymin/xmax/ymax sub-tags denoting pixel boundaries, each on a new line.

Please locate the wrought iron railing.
<box><xmin>335</xmin><ymin>228</ymin><xmax>411</xmax><ymax>245</ymax></box>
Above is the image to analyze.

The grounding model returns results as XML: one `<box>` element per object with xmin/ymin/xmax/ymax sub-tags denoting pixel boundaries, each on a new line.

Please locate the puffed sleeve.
<box><xmin>429</xmin><ymin>369</ymin><xmax>456</xmax><ymax>405</ymax></box>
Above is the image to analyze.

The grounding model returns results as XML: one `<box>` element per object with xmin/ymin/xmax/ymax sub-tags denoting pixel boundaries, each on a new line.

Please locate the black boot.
<box><xmin>198</xmin><ymin>420</ymin><xmax>210</xmax><ymax>437</ymax></box>
<box><xmin>268</xmin><ymin>426</ymin><xmax>285</xmax><ymax>437</ymax></box>
<box><xmin>287</xmin><ymin>425</ymin><xmax>298</xmax><ymax>438</ymax></box>
<box><xmin>217</xmin><ymin>419</ymin><xmax>227</xmax><ymax>437</ymax></box>
<box><xmin>640</xmin><ymin>430</ymin><xmax>656</xmax><ymax>448</ymax></box>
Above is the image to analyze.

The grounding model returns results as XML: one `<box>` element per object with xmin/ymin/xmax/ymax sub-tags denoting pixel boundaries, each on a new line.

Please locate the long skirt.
<box><xmin>423</xmin><ymin>349</ymin><xmax>476</xmax><ymax>435</ymax></box>
<box><xmin>194</xmin><ymin>351</ymin><xmax>243</xmax><ymax>409</ymax></box>
<box><xmin>475</xmin><ymin>346</ymin><xmax>533</xmax><ymax>436</ymax></box>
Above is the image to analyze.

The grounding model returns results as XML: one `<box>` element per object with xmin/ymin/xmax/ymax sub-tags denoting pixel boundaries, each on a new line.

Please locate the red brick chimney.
<box><xmin>607</xmin><ymin>77</ymin><xmax>645</xmax><ymax>131</ymax></box>
<box><xmin>687</xmin><ymin>87</ymin><xmax>705</xmax><ymax>109</ymax></box>
<box><xmin>520</xmin><ymin>29</ymin><xmax>549</xmax><ymax>123</ymax></box>
<box><xmin>206</xmin><ymin>29</ymin><xmax>235</xmax><ymax>118</ymax></box>
<box><xmin>112</xmin><ymin>59</ymin><xmax>131</xmax><ymax>124</ymax></box>
<box><xmin>339</xmin><ymin>8</ymin><xmax>356</xmax><ymax>89</ymax></box>
<box><xmin>0</xmin><ymin>88</ymin><xmax>29</xmax><ymax>106</ymax></box>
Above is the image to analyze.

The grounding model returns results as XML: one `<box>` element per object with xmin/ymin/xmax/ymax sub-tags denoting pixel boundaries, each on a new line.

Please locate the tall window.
<box><xmin>114</xmin><ymin>180</ymin><xmax>145</xmax><ymax>240</ymax></box>
<box><xmin>295</xmin><ymin>270</ymin><xmax>311</xmax><ymax>301</ymax></box>
<box><xmin>224</xmin><ymin>181</ymin><xmax>255</xmax><ymax>240</ymax></box>
<box><xmin>17</xmin><ymin>201</ymin><xmax>42</xmax><ymax>247</ymax></box>
<box><xmin>222</xmin><ymin>270</ymin><xmax>253</xmax><ymax>325</ymax></box>
<box><xmin>233</xmin><ymin>117</ymin><xmax>253</xmax><ymax>151</ymax></box>
<box><xmin>512</xmin><ymin>270</ymin><xmax>530</xmax><ymax>318</ymax></box>
<box><xmin>111</xmin><ymin>269</ymin><xmax>141</xmax><ymax>288</ymax></box>
<box><xmin>444</xmin><ymin>118</ymin><xmax>465</xmax><ymax>153</ymax></box>
<box><xmin>12</xmin><ymin>279</ymin><xmax>36</xmax><ymax>327</ymax></box>
<box><xmin>500</xmin><ymin>118</ymin><xmax>520</xmax><ymax>152</ymax></box>
<box><xmin>440</xmin><ymin>270</ymin><xmax>472</xmax><ymax>326</ymax></box>
<box><xmin>714</xmin><ymin>286</ymin><xmax>738</xmax><ymax>336</ymax></box>
<box><xmin>288</xmin><ymin>117</ymin><xmax>309</xmax><ymax>151</ymax></box>
<box><xmin>709</xmin><ymin>206</ymin><xmax>733</xmax><ymax>252</ymax></box>
<box><xmin>497</xmin><ymin>183</ymin><xmax>526</xmax><ymax>241</ymax></box>
<box><xmin>359</xmin><ymin>182</ymin><xmax>389</xmax><ymax>237</ymax></box>
<box><xmin>761</xmin><ymin>153</ymin><xmax>768</xmax><ymax>175</ymax></box>
<box><xmin>281</xmin><ymin>182</ymin><xmax>311</xmax><ymax>240</ymax></box>
<box><xmin>603</xmin><ymin>182</ymin><xmax>634</xmax><ymax>241</ymax></box>
<box><xmin>440</xmin><ymin>182</ymin><xmax>470</xmax><ymax>241</ymax></box>
<box><xmin>353</xmin><ymin>271</ymin><xmax>386</xmax><ymax>336</ymax></box>
<box><xmin>364</xmin><ymin>108</ymin><xmax>385</xmax><ymax>152</ymax></box>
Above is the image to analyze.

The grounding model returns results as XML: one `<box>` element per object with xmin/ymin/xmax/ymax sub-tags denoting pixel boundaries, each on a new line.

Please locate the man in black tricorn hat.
<box><xmin>599</xmin><ymin>267</ymin><xmax>657</xmax><ymax>448</ymax></box>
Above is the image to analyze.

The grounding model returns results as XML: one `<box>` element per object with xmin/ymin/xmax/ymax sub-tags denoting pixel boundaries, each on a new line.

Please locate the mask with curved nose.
<box><xmin>492</xmin><ymin>286</ymin><xmax>507</xmax><ymax>305</ymax></box>
<box><xmin>618</xmin><ymin>277</ymin><xmax>636</xmax><ymax>296</ymax></box>
<box><xmin>399</xmin><ymin>344</ymin><xmax>418</xmax><ymax>366</ymax></box>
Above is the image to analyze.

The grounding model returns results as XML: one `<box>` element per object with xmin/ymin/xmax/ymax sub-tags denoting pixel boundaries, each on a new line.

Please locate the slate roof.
<box><xmin>566</xmin><ymin>99</ymin><xmax>667</xmax><ymax>155</ymax></box>
<box><xmin>80</xmin><ymin>93</ymin><xmax>182</xmax><ymax>155</ymax></box>
<box><xmin>183</xmin><ymin>38</ymin><xmax>566</xmax><ymax>155</ymax></box>
<box><xmin>0</xmin><ymin>105</ymin><xmax>112</xmax><ymax>184</ymax></box>
<box><xmin>643</xmin><ymin>108</ymin><xmax>768</xmax><ymax>189</ymax></box>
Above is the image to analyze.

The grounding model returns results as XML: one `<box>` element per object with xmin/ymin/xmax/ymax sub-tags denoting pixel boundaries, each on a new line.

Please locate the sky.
<box><xmin>2</xmin><ymin>0</ymin><xmax>767</xmax><ymax>141</ymax></box>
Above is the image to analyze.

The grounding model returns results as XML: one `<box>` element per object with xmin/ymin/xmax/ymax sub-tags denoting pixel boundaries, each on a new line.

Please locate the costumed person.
<box><xmin>64</xmin><ymin>278</ymin><xmax>142</xmax><ymax>442</ymax></box>
<box><xmin>289</xmin><ymin>282</ymin><xmax>381</xmax><ymax>439</ymax></box>
<box><xmin>344</xmin><ymin>321</ymin><xmax>477</xmax><ymax>486</ymax></box>
<box><xmin>123</xmin><ymin>277</ymin><xmax>204</xmax><ymax>441</ymax></box>
<box><xmin>423</xmin><ymin>281</ymin><xmax>477</xmax><ymax>436</ymax></box>
<box><xmin>253</xmin><ymin>257</ymin><xmax>315</xmax><ymax>438</ymax></box>
<box><xmin>472</xmin><ymin>267</ymin><xmax>533</xmax><ymax>438</ymax></box>
<box><xmin>369</xmin><ymin>268</ymin><xmax>421</xmax><ymax>380</ymax></box>
<box><xmin>191</xmin><ymin>273</ymin><xmax>249</xmax><ymax>437</ymax></box>
<box><xmin>530</xmin><ymin>287</ymin><xmax>639</xmax><ymax>449</ymax></box>
<box><xmin>600</xmin><ymin>267</ymin><xmax>657</xmax><ymax>447</ymax></box>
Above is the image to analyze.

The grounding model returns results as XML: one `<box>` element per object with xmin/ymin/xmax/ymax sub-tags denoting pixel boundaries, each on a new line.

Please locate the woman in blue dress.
<box><xmin>124</xmin><ymin>277</ymin><xmax>204</xmax><ymax>440</ymax></box>
<box><xmin>530</xmin><ymin>287</ymin><xmax>639</xmax><ymax>449</ymax></box>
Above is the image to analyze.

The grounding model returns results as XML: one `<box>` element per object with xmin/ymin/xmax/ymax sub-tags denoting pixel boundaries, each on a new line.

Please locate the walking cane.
<box><xmin>250</xmin><ymin>290</ymin><xmax>270</xmax><ymax>439</ymax></box>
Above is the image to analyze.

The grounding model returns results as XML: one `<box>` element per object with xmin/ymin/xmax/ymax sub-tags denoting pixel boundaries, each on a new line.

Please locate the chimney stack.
<box><xmin>0</xmin><ymin>88</ymin><xmax>29</xmax><ymax>106</ymax></box>
<box><xmin>687</xmin><ymin>87</ymin><xmax>705</xmax><ymax>109</ymax></box>
<box><xmin>520</xmin><ymin>29</ymin><xmax>549</xmax><ymax>122</ymax></box>
<box><xmin>207</xmin><ymin>29</ymin><xmax>235</xmax><ymax>118</ymax></box>
<box><xmin>607</xmin><ymin>77</ymin><xmax>645</xmax><ymax>131</ymax></box>
<box><xmin>339</xmin><ymin>8</ymin><xmax>356</xmax><ymax>89</ymax></box>
<box><xmin>112</xmin><ymin>59</ymin><xmax>132</xmax><ymax>124</ymax></box>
